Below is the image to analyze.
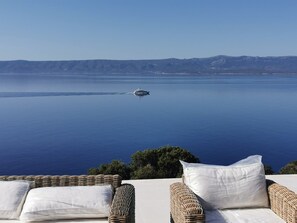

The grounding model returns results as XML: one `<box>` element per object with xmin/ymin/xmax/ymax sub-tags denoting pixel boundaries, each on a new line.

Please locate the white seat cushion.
<box><xmin>20</xmin><ymin>185</ymin><xmax>113</xmax><ymax>221</ymax></box>
<box><xmin>205</xmin><ymin>208</ymin><xmax>285</xmax><ymax>223</ymax></box>
<box><xmin>0</xmin><ymin>181</ymin><xmax>31</xmax><ymax>219</ymax></box>
<box><xmin>0</xmin><ymin>219</ymin><xmax>108</xmax><ymax>223</ymax></box>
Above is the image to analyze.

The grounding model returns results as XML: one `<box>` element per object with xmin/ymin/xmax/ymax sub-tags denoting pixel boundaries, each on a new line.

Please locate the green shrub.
<box><xmin>130</xmin><ymin>145</ymin><xmax>199</xmax><ymax>179</ymax></box>
<box><xmin>264</xmin><ymin>164</ymin><xmax>274</xmax><ymax>175</ymax></box>
<box><xmin>89</xmin><ymin>148</ymin><xmax>297</xmax><ymax>179</ymax></box>
<box><xmin>279</xmin><ymin>160</ymin><xmax>297</xmax><ymax>174</ymax></box>
<box><xmin>88</xmin><ymin>145</ymin><xmax>199</xmax><ymax>179</ymax></box>
<box><xmin>131</xmin><ymin>164</ymin><xmax>158</xmax><ymax>179</ymax></box>
<box><xmin>88</xmin><ymin>160</ymin><xmax>131</xmax><ymax>180</ymax></box>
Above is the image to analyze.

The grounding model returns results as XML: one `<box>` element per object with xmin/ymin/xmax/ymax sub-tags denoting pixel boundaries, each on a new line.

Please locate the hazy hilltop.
<box><xmin>1</xmin><ymin>56</ymin><xmax>297</xmax><ymax>75</ymax></box>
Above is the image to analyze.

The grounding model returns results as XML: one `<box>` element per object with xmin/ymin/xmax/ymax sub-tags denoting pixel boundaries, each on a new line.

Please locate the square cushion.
<box><xmin>20</xmin><ymin>185</ymin><xmax>113</xmax><ymax>221</ymax></box>
<box><xmin>180</xmin><ymin>155</ymin><xmax>269</xmax><ymax>210</ymax></box>
<box><xmin>0</xmin><ymin>181</ymin><xmax>31</xmax><ymax>219</ymax></box>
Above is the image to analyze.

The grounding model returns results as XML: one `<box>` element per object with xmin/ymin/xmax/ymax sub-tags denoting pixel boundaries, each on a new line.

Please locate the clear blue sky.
<box><xmin>1</xmin><ymin>0</ymin><xmax>297</xmax><ymax>60</ymax></box>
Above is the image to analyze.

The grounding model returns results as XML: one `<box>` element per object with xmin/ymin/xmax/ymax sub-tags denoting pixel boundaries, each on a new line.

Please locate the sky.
<box><xmin>0</xmin><ymin>0</ymin><xmax>297</xmax><ymax>61</ymax></box>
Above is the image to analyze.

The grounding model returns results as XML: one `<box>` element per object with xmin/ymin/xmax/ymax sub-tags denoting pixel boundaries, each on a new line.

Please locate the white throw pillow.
<box><xmin>181</xmin><ymin>155</ymin><xmax>262</xmax><ymax>169</ymax></box>
<box><xmin>180</xmin><ymin>156</ymin><xmax>269</xmax><ymax>210</ymax></box>
<box><xmin>0</xmin><ymin>181</ymin><xmax>31</xmax><ymax>219</ymax></box>
<box><xmin>230</xmin><ymin>155</ymin><xmax>262</xmax><ymax>166</ymax></box>
<box><xmin>20</xmin><ymin>185</ymin><xmax>113</xmax><ymax>221</ymax></box>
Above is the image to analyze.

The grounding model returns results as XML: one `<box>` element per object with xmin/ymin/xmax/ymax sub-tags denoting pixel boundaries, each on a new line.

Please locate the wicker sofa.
<box><xmin>170</xmin><ymin>179</ymin><xmax>297</xmax><ymax>223</ymax></box>
<box><xmin>0</xmin><ymin>174</ymin><xmax>135</xmax><ymax>223</ymax></box>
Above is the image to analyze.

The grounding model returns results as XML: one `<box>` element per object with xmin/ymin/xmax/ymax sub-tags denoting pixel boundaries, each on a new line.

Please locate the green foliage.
<box><xmin>88</xmin><ymin>149</ymin><xmax>297</xmax><ymax>179</ymax></box>
<box><xmin>131</xmin><ymin>164</ymin><xmax>158</xmax><ymax>179</ymax></box>
<box><xmin>264</xmin><ymin>164</ymin><xmax>274</xmax><ymax>175</ymax></box>
<box><xmin>88</xmin><ymin>160</ymin><xmax>131</xmax><ymax>180</ymax></box>
<box><xmin>279</xmin><ymin>160</ymin><xmax>297</xmax><ymax>174</ymax></box>
<box><xmin>130</xmin><ymin>146</ymin><xmax>199</xmax><ymax>179</ymax></box>
<box><xmin>88</xmin><ymin>167</ymin><xmax>99</xmax><ymax>175</ymax></box>
<box><xmin>88</xmin><ymin>145</ymin><xmax>199</xmax><ymax>180</ymax></box>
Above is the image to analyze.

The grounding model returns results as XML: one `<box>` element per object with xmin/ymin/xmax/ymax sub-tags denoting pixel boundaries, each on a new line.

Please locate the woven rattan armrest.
<box><xmin>170</xmin><ymin>182</ymin><xmax>204</xmax><ymax>223</ymax></box>
<box><xmin>267</xmin><ymin>180</ymin><xmax>297</xmax><ymax>223</ymax></box>
<box><xmin>109</xmin><ymin>184</ymin><xmax>135</xmax><ymax>223</ymax></box>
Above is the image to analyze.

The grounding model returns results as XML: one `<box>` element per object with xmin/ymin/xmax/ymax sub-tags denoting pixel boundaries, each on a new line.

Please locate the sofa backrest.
<box><xmin>0</xmin><ymin>174</ymin><xmax>122</xmax><ymax>188</ymax></box>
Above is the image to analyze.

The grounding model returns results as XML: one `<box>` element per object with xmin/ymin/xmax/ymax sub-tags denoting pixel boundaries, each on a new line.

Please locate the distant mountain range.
<box><xmin>1</xmin><ymin>56</ymin><xmax>297</xmax><ymax>75</ymax></box>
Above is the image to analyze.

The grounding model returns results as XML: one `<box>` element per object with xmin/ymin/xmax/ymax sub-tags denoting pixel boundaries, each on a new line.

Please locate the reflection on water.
<box><xmin>0</xmin><ymin>92</ymin><xmax>131</xmax><ymax>98</ymax></box>
<box><xmin>0</xmin><ymin>74</ymin><xmax>297</xmax><ymax>175</ymax></box>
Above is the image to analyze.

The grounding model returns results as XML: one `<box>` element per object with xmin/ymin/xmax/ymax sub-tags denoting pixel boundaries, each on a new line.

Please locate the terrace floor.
<box><xmin>124</xmin><ymin>175</ymin><xmax>297</xmax><ymax>223</ymax></box>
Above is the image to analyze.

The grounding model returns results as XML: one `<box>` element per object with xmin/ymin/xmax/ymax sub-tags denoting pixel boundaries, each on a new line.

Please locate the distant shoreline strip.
<box><xmin>0</xmin><ymin>92</ymin><xmax>131</xmax><ymax>98</ymax></box>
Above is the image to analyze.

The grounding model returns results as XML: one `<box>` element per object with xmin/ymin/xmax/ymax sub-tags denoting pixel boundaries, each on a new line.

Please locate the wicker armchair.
<box><xmin>170</xmin><ymin>179</ymin><xmax>297</xmax><ymax>223</ymax></box>
<box><xmin>0</xmin><ymin>174</ymin><xmax>135</xmax><ymax>223</ymax></box>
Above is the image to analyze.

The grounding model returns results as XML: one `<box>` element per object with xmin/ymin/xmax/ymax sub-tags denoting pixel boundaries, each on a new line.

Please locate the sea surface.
<box><xmin>0</xmin><ymin>74</ymin><xmax>297</xmax><ymax>175</ymax></box>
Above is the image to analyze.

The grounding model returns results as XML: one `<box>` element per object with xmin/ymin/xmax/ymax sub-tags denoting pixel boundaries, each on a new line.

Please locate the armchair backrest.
<box><xmin>0</xmin><ymin>174</ymin><xmax>122</xmax><ymax>188</ymax></box>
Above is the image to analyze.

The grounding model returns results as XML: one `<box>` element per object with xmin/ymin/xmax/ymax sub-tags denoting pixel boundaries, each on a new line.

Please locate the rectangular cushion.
<box><xmin>20</xmin><ymin>185</ymin><xmax>113</xmax><ymax>221</ymax></box>
<box><xmin>205</xmin><ymin>208</ymin><xmax>285</xmax><ymax>223</ymax></box>
<box><xmin>0</xmin><ymin>181</ymin><xmax>31</xmax><ymax>219</ymax></box>
<box><xmin>0</xmin><ymin>219</ymin><xmax>108</xmax><ymax>223</ymax></box>
<box><xmin>181</xmin><ymin>155</ymin><xmax>269</xmax><ymax>210</ymax></box>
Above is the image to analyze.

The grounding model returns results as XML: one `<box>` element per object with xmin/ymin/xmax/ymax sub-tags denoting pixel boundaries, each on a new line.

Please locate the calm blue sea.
<box><xmin>0</xmin><ymin>74</ymin><xmax>297</xmax><ymax>175</ymax></box>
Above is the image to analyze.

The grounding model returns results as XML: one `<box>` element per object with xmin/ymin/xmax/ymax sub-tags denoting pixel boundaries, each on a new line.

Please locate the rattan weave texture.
<box><xmin>267</xmin><ymin>180</ymin><xmax>297</xmax><ymax>223</ymax></box>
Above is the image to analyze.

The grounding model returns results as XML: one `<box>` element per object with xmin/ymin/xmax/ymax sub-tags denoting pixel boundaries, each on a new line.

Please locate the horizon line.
<box><xmin>1</xmin><ymin>55</ymin><xmax>297</xmax><ymax>62</ymax></box>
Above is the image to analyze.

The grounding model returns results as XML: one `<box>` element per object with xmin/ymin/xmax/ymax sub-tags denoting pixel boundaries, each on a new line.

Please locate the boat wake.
<box><xmin>0</xmin><ymin>92</ymin><xmax>131</xmax><ymax>98</ymax></box>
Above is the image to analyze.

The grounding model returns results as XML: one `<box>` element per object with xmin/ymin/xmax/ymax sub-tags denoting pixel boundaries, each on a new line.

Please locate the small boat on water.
<box><xmin>133</xmin><ymin>88</ymin><xmax>150</xmax><ymax>96</ymax></box>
